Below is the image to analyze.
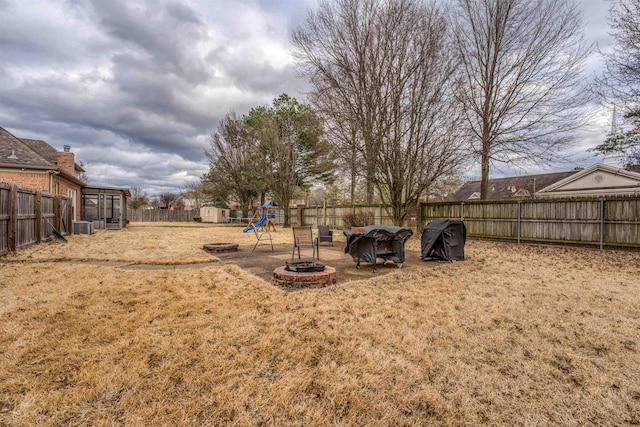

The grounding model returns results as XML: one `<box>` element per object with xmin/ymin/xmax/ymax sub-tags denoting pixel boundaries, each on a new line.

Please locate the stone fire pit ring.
<box><xmin>273</xmin><ymin>265</ymin><xmax>336</xmax><ymax>289</ymax></box>
<box><xmin>203</xmin><ymin>242</ymin><xmax>239</xmax><ymax>253</ymax></box>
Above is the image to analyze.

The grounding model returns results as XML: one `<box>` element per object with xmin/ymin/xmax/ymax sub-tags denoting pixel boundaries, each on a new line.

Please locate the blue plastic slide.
<box><xmin>243</xmin><ymin>215</ymin><xmax>267</xmax><ymax>232</ymax></box>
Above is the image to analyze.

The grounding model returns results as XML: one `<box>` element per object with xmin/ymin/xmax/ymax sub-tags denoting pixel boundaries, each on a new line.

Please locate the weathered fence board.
<box><xmin>0</xmin><ymin>183</ymin><xmax>70</xmax><ymax>255</ymax></box>
<box><xmin>279</xmin><ymin>205</ymin><xmax>396</xmax><ymax>227</ymax></box>
<box><xmin>0</xmin><ymin>184</ymin><xmax>10</xmax><ymax>255</ymax></box>
<box><xmin>421</xmin><ymin>196</ymin><xmax>640</xmax><ymax>248</ymax></box>
<box><xmin>17</xmin><ymin>188</ymin><xmax>37</xmax><ymax>249</ymax></box>
<box><xmin>127</xmin><ymin>209</ymin><xmax>199</xmax><ymax>222</ymax></box>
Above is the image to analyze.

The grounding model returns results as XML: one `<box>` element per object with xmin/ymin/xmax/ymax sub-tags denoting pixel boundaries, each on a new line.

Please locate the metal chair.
<box><xmin>292</xmin><ymin>226</ymin><xmax>319</xmax><ymax>263</ymax></box>
<box><xmin>318</xmin><ymin>225</ymin><xmax>333</xmax><ymax>246</ymax></box>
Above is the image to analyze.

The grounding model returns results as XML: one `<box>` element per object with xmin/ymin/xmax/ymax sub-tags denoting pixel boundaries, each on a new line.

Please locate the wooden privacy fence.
<box><xmin>0</xmin><ymin>183</ymin><xmax>72</xmax><ymax>255</ymax></box>
<box><xmin>420</xmin><ymin>196</ymin><xmax>640</xmax><ymax>249</ymax></box>
<box><xmin>261</xmin><ymin>205</ymin><xmax>399</xmax><ymax>228</ymax></box>
<box><xmin>127</xmin><ymin>209</ymin><xmax>199</xmax><ymax>222</ymax></box>
<box><xmin>224</xmin><ymin>204</ymin><xmax>422</xmax><ymax>228</ymax></box>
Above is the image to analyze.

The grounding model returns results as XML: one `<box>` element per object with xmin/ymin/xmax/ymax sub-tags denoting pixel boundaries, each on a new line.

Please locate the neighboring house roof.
<box><xmin>537</xmin><ymin>163</ymin><xmax>640</xmax><ymax>197</ymax></box>
<box><xmin>450</xmin><ymin>171</ymin><xmax>578</xmax><ymax>201</ymax></box>
<box><xmin>626</xmin><ymin>164</ymin><xmax>640</xmax><ymax>173</ymax></box>
<box><xmin>0</xmin><ymin>127</ymin><xmax>55</xmax><ymax>169</ymax></box>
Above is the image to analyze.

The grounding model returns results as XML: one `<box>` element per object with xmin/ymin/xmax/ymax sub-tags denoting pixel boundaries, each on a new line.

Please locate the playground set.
<box><xmin>242</xmin><ymin>200</ymin><xmax>278</xmax><ymax>253</ymax></box>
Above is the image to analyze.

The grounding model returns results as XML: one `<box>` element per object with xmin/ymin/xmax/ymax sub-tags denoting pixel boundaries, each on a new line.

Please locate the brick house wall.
<box><xmin>0</xmin><ymin>170</ymin><xmax>49</xmax><ymax>191</ymax></box>
<box><xmin>55</xmin><ymin>177</ymin><xmax>82</xmax><ymax>220</ymax></box>
<box><xmin>0</xmin><ymin>170</ymin><xmax>82</xmax><ymax>220</ymax></box>
<box><xmin>56</xmin><ymin>152</ymin><xmax>76</xmax><ymax>176</ymax></box>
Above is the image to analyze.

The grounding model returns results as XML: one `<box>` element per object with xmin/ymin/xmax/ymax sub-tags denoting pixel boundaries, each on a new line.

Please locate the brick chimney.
<box><xmin>57</xmin><ymin>146</ymin><xmax>75</xmax><ymax>176</ymax></box>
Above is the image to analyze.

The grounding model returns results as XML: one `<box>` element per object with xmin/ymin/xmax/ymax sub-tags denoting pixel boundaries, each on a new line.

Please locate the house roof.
<box><xmin>83</xmin><ymin>185</ymin><xmax>131</xmax><ymax>197</ymax></box>
<box><xmin>0</xmin><ymin>127</ymin><xmax>55</xmax><ymax>169</ymax></box>
<box><xmin>20</xmin><ymin>138</ymin><xmax>58</xmax><ymax>163</ymax></box>
<box><xmin>21</xmin><ymin>137</ymin><xmax>85</xmax><ymax>172</ymax></box>
<box><xmin>626</xmin><ymin>164</ymin><xmax>640</xmax><ymax>173</ymax></box>
<box><xmin>0</xmin><ymin>127</ymin><xmax>85</xmax><ymax>173</ymax></box>
<box><xmin>450</xmin><ymin>170</ymin><xmax>578</xmax><ymax>201</ymax></box>
<box><xmin>537</xmin><ymin>163</ymin><xmax>640</xmax><ymax>197</ymax></box>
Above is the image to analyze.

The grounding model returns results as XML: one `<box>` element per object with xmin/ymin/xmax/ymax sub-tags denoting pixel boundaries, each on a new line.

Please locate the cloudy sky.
<box><xmin>0</xmin><ymin>0</ymin><xmax>618</xmax><ymax>194</ymax></box>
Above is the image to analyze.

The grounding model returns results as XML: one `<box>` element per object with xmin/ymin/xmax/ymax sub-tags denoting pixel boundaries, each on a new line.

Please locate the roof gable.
<box><xmin>537</xmin><ymin>164</ymin><xmax>640</xmax><ymax>196</ymax></box>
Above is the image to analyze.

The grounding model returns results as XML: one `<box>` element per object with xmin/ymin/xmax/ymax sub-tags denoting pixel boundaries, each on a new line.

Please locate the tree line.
<box><xmin>202</xmin><ymin>0</ymin><xmax>639</xmax><ymax>226</ymax></box>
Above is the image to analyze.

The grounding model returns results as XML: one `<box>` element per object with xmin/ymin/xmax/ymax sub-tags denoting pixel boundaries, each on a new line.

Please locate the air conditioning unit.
<box><xmin>73</xmin><ymin>220</ymin><xmax>94</xmax><ymax>235</ymax></box>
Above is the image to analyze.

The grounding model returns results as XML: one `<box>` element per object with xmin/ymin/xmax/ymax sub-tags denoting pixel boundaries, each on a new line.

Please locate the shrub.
<box><xmin>193</xmin><ymin>216</ymin><xmax>202</xmax><ymax>222</ymax></box>
<box><xmin>342</xmin><ymin>210</ymin><xmax>375</xmax><ymax>228</ymax></box>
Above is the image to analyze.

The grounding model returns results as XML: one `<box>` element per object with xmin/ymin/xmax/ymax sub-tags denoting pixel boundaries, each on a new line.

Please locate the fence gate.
<box><xmin>59</xmin><ymin>197</ymin><xmax>70</xmax><ymax>234</ymax></box>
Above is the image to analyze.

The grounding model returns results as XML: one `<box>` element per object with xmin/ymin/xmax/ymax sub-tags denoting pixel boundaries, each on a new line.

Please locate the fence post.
<box><xmin>67</xmin><ymin>197</ymin><xmax>73</xmax><ymax>234</ymax></box>
<box><xmin>35</xmin><ymin>191</ymin><xmax>42</xmax><ymax>243</ymax></box>
<box><xmin>8</xmin><ymin>185</ymin><xmax>17</xmax><ymax>252</ymax></box>
<box><xmin>54</xmin><ymin>196</ymin><xmax>61</xmax><ymax>231</ymax></box>
<box><xmin>323</xmin><ymin>199</ymin><xmax>327</xmax><ymax>225</ymax></box>
<box><xmin>517</xmin><ymin>201</ymin><xmax>521</xmax><ymax>244</ymax></box>
<box><xmin>460</xmin><ymin>201</ymin><xmax>464</xmax><ymax>221</ymax></box>
<box><xmin>333</xmin><ymin>206</ymin><xmax>336</xmax><ymax>228</ymax></box>
<box><xmin>316</xmin><ymin>206</ymin><xmax>319</xmax><ymax>226</ymax></box>
<box><xmin>599</xmin><ymin>197</ymin><xmax>605</xmax><ymax>250</ymax></box>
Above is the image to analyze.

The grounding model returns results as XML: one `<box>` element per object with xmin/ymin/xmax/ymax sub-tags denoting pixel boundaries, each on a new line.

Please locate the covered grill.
<box><xmin>344</xmin><ymin>225</ymin><xmax>413</xmax><ymax>273</ymax></box>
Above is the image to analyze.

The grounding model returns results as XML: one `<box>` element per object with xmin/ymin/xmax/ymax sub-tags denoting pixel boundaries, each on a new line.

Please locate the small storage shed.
<box><xmin>200</xmin><ymin>206</ymin><xmax>230</xmax><ymax>223</ymax></box>
<box><xmin>420</xmin><ymin>219</ymin><xmax>466</xmax><ymax>262</ymax></box>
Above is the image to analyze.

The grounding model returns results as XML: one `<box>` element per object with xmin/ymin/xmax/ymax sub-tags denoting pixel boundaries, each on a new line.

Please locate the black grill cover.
<box><xmin>344</xmin><ymin>225</ymin><xmax>413</xmax><ymax>264</ymax></box>
<box><xmin>420</xmin><ymin>220</ymin><xmax>466</xmax><ymax>262</ymax></box>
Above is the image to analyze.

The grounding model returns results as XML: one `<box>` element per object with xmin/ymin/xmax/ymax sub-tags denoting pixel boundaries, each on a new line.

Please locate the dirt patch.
<box><xmin>212</xmin><ymin>243</ymin><xmax>416</xmax><ymax>284</ymax></box>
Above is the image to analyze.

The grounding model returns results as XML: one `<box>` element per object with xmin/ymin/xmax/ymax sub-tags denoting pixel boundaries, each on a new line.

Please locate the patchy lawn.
<box><xmin>1</xmin><ymin>223</ymin><xmax>639</xmax><ymax>425</ymax></box>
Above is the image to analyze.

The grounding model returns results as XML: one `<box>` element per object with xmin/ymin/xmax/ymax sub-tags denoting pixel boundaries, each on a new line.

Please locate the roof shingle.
<box><xmin>0</xmin><ymin>127</ymin><xmax>54</xmax><ymax>168</ymax></box>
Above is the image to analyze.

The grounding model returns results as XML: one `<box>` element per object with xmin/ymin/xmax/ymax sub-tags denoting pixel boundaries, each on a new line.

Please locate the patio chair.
<box><xmin>292</xmin><ymin>226</ymin><xmax>319</xmax><ymax>263</ymax></box>
<box><xmin>318</xmin><ymin>225</ymin><xmax>333</xmax><ymax>246</ymax></box>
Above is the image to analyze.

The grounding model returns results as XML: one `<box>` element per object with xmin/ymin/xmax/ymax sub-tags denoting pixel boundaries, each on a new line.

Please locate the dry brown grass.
<box><xmin>1</xmin><ymin>223</ymin><xmax>639</xmax><ymax>425</ymax></box>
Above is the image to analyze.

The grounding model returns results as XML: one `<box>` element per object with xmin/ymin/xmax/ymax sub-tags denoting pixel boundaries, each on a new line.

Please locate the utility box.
<box><xmin>73</xmin><ymin>220</ymin><xmax>94</xmax><ymax>235</ymax></box>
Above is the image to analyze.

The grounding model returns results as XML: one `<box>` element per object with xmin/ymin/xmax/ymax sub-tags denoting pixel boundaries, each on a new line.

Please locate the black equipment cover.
<box><xmin>344</xmin><ymin>225</ymin><xmax>413</xmax><ymax>271</ymax></box>
<box><xmin>420</xmin><ymin>219</ymin><xmax>466</xmax><ymax>262</ymax></box>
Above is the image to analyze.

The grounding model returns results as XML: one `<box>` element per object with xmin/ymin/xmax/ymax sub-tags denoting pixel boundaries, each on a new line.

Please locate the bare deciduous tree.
<box><xmin>312</xmin><ymin>89</ymin><xmax>363</xmax><ymax>206</ymax></box>
<box><xmin>183</xmin><ymin>180</ymin><xmax>205</xmax><ymax>210</ymax></box>
<box><xmin>597</xmin><ymin>0</ymin><xmax>640</xmax><ymax>120</ymax></box>
<box><xmin>452</xmin><ymin>0</ymin><xmax>592</xmax><ymax>199</ymax></box>
<box><xmin>593</xmin><ymin>0</ymin><xmax>640</xmax><ymax>159</ymax></box>
<box><xmin>293</xmin><ymin>0</ymin><xmax>385</xmax><ymax>204</ymax></box>
<box><xmin>156</xmin><ymin>191</ymin><xmax>182</xmax><ymax>209</ymax></box>
<box><xmin>129</xmin><ymin>186</ymin><xmax>149</xmax><ymax>210</ymax></box>
<box><xmin>293</xmin><ymin>0</ymin><xmax>466</xmax><ymax>225</ymax></box>
<box><xmin>204</xmin><ymin>112</ymin><xmax>262</xmax><ymax>218</ymax></box>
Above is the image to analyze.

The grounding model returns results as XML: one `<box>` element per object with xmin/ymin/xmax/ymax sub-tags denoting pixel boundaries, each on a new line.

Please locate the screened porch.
<box><xmin>81</xmin><ymin>186</ymin><xmax>130</xmax><ymax>230</ymax></box>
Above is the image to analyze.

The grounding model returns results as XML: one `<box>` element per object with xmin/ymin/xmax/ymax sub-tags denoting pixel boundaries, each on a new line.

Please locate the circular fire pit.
<box><xmin>203</xmin><ymin>242</ymin><xmax>239</xmax><ymax>253</ymax></box>
<box><xmin>273</xmin><ymin>265</ymin><xmax>336</xmax><ymax>289</ymax></box>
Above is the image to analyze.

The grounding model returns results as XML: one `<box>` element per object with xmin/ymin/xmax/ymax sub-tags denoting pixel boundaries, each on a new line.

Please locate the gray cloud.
<box><xmin>0</xmin><ymin>0</ymin><xmax>617</xmax><ymax>195</ymax></box>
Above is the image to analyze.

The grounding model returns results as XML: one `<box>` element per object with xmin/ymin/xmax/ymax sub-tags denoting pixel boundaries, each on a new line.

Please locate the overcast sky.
<box><xmin>0</xmin><ymin>0</ymin><xmax>618</xmax><ymax>194</ymax></box>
